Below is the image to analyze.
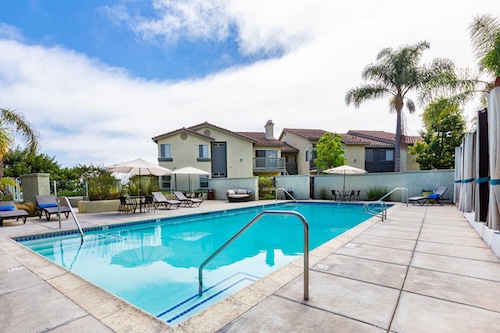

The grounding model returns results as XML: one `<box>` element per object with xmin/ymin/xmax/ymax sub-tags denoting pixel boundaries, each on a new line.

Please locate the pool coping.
<box><xmin>1</xmin><ymin>201</ymin><xmax>399</xmax><ymax>333</ymax></box>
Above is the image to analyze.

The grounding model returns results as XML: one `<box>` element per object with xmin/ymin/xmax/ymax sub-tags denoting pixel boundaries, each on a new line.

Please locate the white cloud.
<box><xmin>0</xmin><ymin>23</ymin><xmax>24</xmax><ymax>42</ymax></box>
<box><xmin>0</xmin><ymin>1</ymin><xmax>496</xmax><ymax>167</ymax></box>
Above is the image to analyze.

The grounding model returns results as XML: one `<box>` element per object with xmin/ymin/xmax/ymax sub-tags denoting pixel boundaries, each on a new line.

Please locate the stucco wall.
<box><xmin>280</xmin><ymin>132</ymin><xmax>311</xmax><ymax>175</ymax></box>
<box><xmin>344</xmin><ymin>144</ymin><xmax>365</xmax><ymax>170</ymax></box>
<box><xmin>210</xmin><ymin>177</ymin><xmax>259</xmax><ymax>201</ymax></box>
<box><xmin>275</xmin><ymin>175</ymin><xmax>310</xmax><ymax>200</ymax></box>
<box><xmin>312</xmin><ymin>169</ymin><xmax>454</xmax><ymax>201</ymax></box>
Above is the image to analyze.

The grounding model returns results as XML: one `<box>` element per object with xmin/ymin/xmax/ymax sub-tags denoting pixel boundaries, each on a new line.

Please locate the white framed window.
<box><xmin>199</xmin><ymin>144</ymin><xmax>209</xmax><ymax>158</ymax></box>
<box><xmin>160</xmin><ymin>144</ymin><xmax>171</xmax><ymax>158</ymax></box>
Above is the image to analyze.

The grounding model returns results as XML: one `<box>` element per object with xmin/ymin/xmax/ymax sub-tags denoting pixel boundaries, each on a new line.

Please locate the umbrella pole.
<box><xmin>343</xmin><ymin>171</ymin><xmax>346</xmax><ymax>198</ymax></box>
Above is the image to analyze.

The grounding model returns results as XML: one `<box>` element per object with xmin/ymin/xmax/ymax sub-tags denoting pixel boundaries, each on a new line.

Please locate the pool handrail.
<box><xmin>275</xmin><ymin>188</ymin><xmax>298</xmax><ymax>203</ymax></box>
<box><xmin>198</xmin><ymin>210</ymin><xmax>309</xmax><ymax>300</ymax></box>
<box><xmin>379</xmin><ymin>187</ymin><xmax>409</xmax><ymax>206</ymax></box>
<box><xmin>58</xmin><ymin>196</ymin><xmax>84</xmax><ymax>244</ymax></box>
<box><xmin>363</xmin><ymin>201</ymin><xmax>388</xmax><ymax>220</ymax></box>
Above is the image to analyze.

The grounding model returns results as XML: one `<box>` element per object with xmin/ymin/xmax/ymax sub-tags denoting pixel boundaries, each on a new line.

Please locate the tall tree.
<box><xmin>314</xmin><ymin>133</ymin><xmax>346</xmax><ymax>171</ymax></box>
<box><xmin>419</xmin><ymin>14</ymin><xmax>500</xmax><ymax>107</ymax></box>
<box><xmin>0</xmin><ymin>108</ymin><xmax>40</xmax><ymax>180</ymax></box>
<box><xmin>410</xmin><ymin>98</ymin><xmax>467</xmax><ymax>169</ymax></box>
<box><xmin>345</xmin><ymin>41</ymin><xmax>454</xmax><ymax>172</ymax></box>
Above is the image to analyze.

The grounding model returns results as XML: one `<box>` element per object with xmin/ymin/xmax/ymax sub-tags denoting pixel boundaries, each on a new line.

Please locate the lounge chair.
<box><xmin>35</xmin><ymin>195</ymin><xmax>72</xmax><ymax>221</ymax></box>
<box><xmin>0</xmin><ymin>201</ymin><xmax>29</xmax><ymax>227</ymax></box>
<box><xmin>152</xmin><ymin>192</ymin><xmax>182</xmax><ymax>210</ymax></box>
<box><xmin>173</xmin><ymin>191</ymin><xmax>202</xmax><ymax>207</ymax></box>
<box><xmin>408</xmin><ymin>187</ymin><xmax>449</xmax><ymax>206</ymax></box>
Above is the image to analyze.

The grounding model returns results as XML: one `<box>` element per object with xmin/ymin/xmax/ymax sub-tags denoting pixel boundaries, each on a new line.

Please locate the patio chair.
<box><xmin>0</xmin><ymin>201</ymin><xmax>29</xmax><ymax>227</ymax></box>
<box><xmin>409</xmin><ymin>187</ymin><xmax>449</xmax><ymax>206</ymax></box>
<box><xmin>118</xmin><ymin>196</ymin><xmax>137</xmax><ymax>214</ymax></box>
<box><xmin>35</xmin><ymin>195</ymin><xmax>72</xmax><ymax>221</ymax></box>
<box><xmin>173</xmin><ymin>191</ymin><xmax>202</xmax><ymax>207</ymax></box>
<box><xmin>152</xmin><ymin>192</ymin><xmax>182</xmax><ymax>210</ymax></box>
<box><xmin>331</xmin><ymin>190</ymin><xmax>342</xmax><ymax>201</ymax></box>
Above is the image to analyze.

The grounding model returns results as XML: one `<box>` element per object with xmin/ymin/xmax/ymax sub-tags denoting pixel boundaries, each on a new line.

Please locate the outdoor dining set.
<box><xmin>330</xmin><ymin>189</ymin><xmax>361</xmax><ymax>201</ymax></box>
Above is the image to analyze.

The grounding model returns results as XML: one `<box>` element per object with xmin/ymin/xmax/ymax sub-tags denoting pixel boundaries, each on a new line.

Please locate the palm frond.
<box><xmin>0</xmin><ymin>108</ymin><xmax>40</xmax><ymax>154</ymax></box>
<box><xmin>345</xmin><ymin>84</ymin><xmax>390</xmax><ymax>108</ymax></box>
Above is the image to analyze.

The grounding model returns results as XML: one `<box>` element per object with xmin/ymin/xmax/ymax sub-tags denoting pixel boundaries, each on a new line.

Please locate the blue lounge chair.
<box><xmin>0</xmin><ymin>201</ymin><xmax>28</xmax><ymax>226</ymax></box>
<box><xmin>36</xmin><ymin>195</ymin><xmax>72</xmax><ymax>221</ymax></box>
<box><xmin>409</xmin><ymin>187</ymin><xmax>449</xmax><ymax>206</ymax></box>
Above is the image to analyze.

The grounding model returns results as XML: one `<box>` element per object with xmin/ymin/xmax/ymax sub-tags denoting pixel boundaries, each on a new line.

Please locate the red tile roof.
<box><xmin>347</xmin><ymin>130</ymin><xmax>420</xmax><ymax>146</ymax></box>
<box><xmin>151</xmin><ymin>127</ymin><xmax>213</xmax><ymax>142</ymax></box>
<box><xmin>187</xmin><ymin>121</ymin><xmax>257</xmax><ymax>143</ymax></box>
<box><xmin>236</xmin><ymin>132</ymin><xmax>284</xmax><ymax>147</ymax></box>
<box><xmin>281</xmin><ymin>128</ymin><xmax>330</xmax><ymax>141</ymax></box>
<box><xmin>281</xmin><ymin>142</ymin><xmax>299</xmax><ymax>153</ymax></box>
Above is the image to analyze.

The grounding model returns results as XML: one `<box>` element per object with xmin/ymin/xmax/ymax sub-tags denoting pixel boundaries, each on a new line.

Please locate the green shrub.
<box><xmin>367</xmin><ymin>186</ymin><xmax>390</xmax><ymax>201</ymax></box>
<box><xmin>258</xmin><ymin>176</ymin><xmax>276</xmax><ymax>200</ymax></box>
<box><xmin>320</xmin><ymin>187</ymin><xmax>329</xmax><ymax>200</ymax></box>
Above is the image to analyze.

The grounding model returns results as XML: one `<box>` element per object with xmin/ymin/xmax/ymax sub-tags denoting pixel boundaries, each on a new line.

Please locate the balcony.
<box><xmin>253</xmin><ymin>157</ymin><xmax>287</xmax><ymax>173</ymax></box>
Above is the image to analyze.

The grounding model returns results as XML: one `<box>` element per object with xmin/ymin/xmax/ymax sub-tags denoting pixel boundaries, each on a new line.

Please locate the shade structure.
<box><xmin>106</xmin><ymin>158</ymin><xmax>172</xmax><ymax>197</ymax></box>
<box><xmin>323</xmin><ymin>165</ymin><xmax>367</xmax><ymax>193</ymax></box>
<box><xmin>171</xmin><ymin>166</ymin><xmax>210</xmax><ymax>192</ymax></box>
<box><xmin>106</xmin><ymin>158</ymin><xmax>172</xmax><ymax>176</ymax></box>
<box><xmin>487</xmin><ymin>86</ymin><xmax>500</xmax><ymax>230</ymax></box>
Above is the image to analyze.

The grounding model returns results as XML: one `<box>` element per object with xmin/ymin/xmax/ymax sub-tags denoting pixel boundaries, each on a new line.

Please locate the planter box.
<box><xmin>78</xmin><ymin>199</ymin><xmax>120</xmax><ymax>213</ymax></box>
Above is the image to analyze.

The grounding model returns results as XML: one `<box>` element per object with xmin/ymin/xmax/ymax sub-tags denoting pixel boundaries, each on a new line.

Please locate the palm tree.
<box><xmin>345</xmin><ymin>41</ymin><xmax>454</xmax><ymax>172</ymax></box>
<box><xmin>0</xmin><ymin>108</ymin><xmax>40</xmax><ymax>181</ymax></box>
<box><xmin>419</xmin><ymin>14</ymin><xmax>500</xmax><ymax>107</ymax></box>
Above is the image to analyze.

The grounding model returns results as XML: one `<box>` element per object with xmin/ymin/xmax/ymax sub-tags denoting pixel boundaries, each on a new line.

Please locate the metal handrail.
<box><xmin>275</xmin><ymin>188</ymin><xmax>298</xmax><ymax>203</ymax></box>
<box><xmin>379</xmin><ymin>187</ymin><xmax>409</xmax><ymax>206</ymax></box>
<box><xmin>198</xmin><ymin>210</ymin><xmax>309</xmax><ymax>300</ymax></box>
<box><xmin>363</xmin><ymin>201</ymin><xmax>388</xmax><ymax>220</ymax></box>
<box><xmin>58</xmin><ymin>196</ymin><xmax>84</xmax><ymax>245</ymax></box>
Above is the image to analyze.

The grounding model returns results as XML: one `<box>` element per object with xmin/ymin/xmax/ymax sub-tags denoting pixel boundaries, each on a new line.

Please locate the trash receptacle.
<box><xmin>208</xmin><ymin>189</ymin><xmax>214</xmax><ymax>200</ymax></box>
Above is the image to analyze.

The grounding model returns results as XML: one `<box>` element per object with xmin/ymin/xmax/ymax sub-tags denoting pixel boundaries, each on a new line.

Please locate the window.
<box><xmin>160</xmin><ymin>144</ymin><xmax>171</xmax><ymax>158</ymax></box>
<box><xmin>199</xmin><ymin>144</ymin><xmax>209</xmax><ymax>158</ymax></box>
<box><xmin>386</xmin><ymin>150</ymin><xmax>394</xmax><ymax>161</ymax></box>
<box><xmin>199</xmin><ymin>175</ymin><xmax>209</xmax><ymax>189</ymax></box>
<box><xmin>161</xmin><ymin>175</ymin><xmax>171</xmax><ymax>190</ymax></box>
<box><xmin>365</xmin><ymin>149</ymin><xmax>374</xmax><ymax>162</ymax></box>
<box><xmin>306</xmin><ymin>150</ymin><xmax>309</xmax><ymax>162</ymax></box>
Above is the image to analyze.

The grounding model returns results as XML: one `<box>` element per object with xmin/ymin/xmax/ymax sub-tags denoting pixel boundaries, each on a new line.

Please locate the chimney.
<box><xmin>264</xmin><ymin>120</ymin><xmax>274</xmax><ymax>140</ymax></box>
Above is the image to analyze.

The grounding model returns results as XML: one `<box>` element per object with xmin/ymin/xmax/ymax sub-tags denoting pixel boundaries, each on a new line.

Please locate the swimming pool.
<box><xmin>18</xmin><ymin>202</ymin><xmax>370</xmax><ymax>324</ymax></box>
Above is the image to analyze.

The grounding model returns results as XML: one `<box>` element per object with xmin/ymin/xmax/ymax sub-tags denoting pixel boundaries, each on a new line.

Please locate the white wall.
<box><xmin>275</xmin><ymin>175</ymin><xmax>310</xmax><ymax>200</ymax></box>
<box><xmin>210</xmin><ymin>177</ymin><xmax>259</xmax><ymax>201</ymax></box>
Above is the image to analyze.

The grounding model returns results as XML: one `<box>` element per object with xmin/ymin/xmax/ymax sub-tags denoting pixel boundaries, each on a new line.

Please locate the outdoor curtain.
<box><xmin>475</xmin><ymin>109</ymin><xmax>489</xmax><ymax>222</ymax></box>
<box><xmin>487</xmin><ymin>87</ymin><xmax>500</xmax><ymax>230</ymax></box>
<box><xmin>458</xmin><ymin>133</ymin><xmax>475</xmax><ymax>212</ymax></box>
<box><xmin>454</xmin><ymin>146</ymin><xmax>462</xmax><ymax>204</ymax></box>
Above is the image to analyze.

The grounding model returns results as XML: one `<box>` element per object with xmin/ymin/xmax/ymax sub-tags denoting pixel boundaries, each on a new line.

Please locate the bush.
<box><xmin>320</xmin><ymin>188</ymin><xmax>329</xmax><ymax>200</ymax></box>
<box><xmin>258</xmin><ymin>176</ymin><xmax>276</xmax><ymax>200</ymax></box>
<box><xmin>367</xmin><ymin>186</ymin><xmax>390</xmax><ymax>201</ymax></box>
<box><xmin>16</xmin><ymin>201</ymin><xmax>36</xmax><ymax>216</ymax></box>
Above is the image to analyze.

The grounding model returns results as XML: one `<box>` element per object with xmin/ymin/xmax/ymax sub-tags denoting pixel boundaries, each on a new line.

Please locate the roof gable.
<box><xmin>280</xmin><ymin>128</ymin><xmax>329</xmax><ymax>141</ymax></box>
<box><xmin>188</xmin><ymin>121</ymin><xmax>257</xmax><ymax>143</ymax></box>
<box><xmin>152</xmin><ymin>127</ymin><xmax>213</xmax><ymax>142</ymax></box>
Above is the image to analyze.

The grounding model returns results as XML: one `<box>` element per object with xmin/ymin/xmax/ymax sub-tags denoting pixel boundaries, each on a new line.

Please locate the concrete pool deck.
<box><xmin>1</xmin><ymin>200</ymin><xmax>499</xmax><ymax>332</ymax></box>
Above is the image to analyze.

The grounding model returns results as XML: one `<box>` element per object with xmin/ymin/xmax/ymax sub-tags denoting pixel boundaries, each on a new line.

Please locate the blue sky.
<box><xmin>0</xmin><ymin>1</ymin><xmax>497</xmax><ymax>167</ymax></box>
<box><xmin>0</xmin><ymin>0</ymin><xmax>273</xmax><ymax>80</ymax></box>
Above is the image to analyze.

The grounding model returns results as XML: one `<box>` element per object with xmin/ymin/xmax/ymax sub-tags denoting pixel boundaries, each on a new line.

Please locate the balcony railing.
<box><xmin>253</xmin><ymin>157</ymin><xmax>287</xmax><ymax>172</ymax></box>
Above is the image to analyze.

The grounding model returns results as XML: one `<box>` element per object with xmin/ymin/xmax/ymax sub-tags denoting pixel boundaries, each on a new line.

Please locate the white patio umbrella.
<box><xmin>106</xmin><ymin>158</ymin><xmax>172</xmax><ymax>196</ymax></box>
<box><xmin>171</xmin><ymin>166</ymin><xmax>210</xmax><ymax>193</ymax></box>
<box><xmin>323</xmin><ymin>165</ymin><xmax>367</xmax><ymax>194</ymax></box>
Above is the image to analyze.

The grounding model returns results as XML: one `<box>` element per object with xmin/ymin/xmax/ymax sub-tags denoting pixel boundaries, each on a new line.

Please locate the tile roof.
<box><xmin>281</xmin><ymin>128</ymin><xmax>330</xmax><ymax>141</ymax></box>
<box><xmin>236</xmin><ymin>132</ymin><xmax>284</xmax><ymax>147</ymax></box>
<box><xmin>151</xmin><ymin>127</ymin><xmax>213</xmax><ymax>142</ymax></box>
<box><xmin>281</xmin><ymin>142</ymin><xmax>299</xmax><ymax>153</ymax></box>
<box><xmin>188</xmin><ymin>121</ymin><xmax>257</xmax><ymax>143</ymax></box>
<box><xmin>347</xmin><ymin>130</ymin><xmax>421</xmax><ymax>146</ymax></box>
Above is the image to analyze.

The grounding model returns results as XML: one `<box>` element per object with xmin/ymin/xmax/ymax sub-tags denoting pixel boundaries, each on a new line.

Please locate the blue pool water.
<box><xmin>19</xmin><ymin>202</ymin><xmax>370</xmax><ymax>324</ymax></box>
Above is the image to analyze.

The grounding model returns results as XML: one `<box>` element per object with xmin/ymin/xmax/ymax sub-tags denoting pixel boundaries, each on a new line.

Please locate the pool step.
<box><xmin>157</xmin><ymin>272</ymin><xmax>260</xmax><ymax>325</ymax></box>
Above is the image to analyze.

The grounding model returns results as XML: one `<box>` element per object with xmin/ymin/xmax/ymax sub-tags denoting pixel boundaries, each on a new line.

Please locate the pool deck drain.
<box><xmin>1</xmin><ymin>200</ymin><xmax>500</xmax><ymax>332</ymax></box>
